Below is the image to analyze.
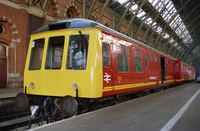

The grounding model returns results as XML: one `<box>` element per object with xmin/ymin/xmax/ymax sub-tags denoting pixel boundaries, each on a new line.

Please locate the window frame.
<box><xmin>116</xmin><ymin>44</ymin><xmax>130</xmax><ymax>72</ymax></box>
<box><xmin>145</xmin><ymin>55</ymin><xmax>148</xmax><ymax>70</ymax></box>
<box><xmin>29</xmin><ymin>38</ymin><xmax>45</xmax><ymax>70</ymax></box>
<box><xmin>102</xmin><ymin>42</ymin><xmax>110</xmax><ymax>67</ymax></box>
<box><xmin>133</xmin><ymin>48</ymin><xmax>143</xmax><ymax>73</ymax></box>
<box><xmin>150</xmin><ymin>54</ymin><xmax>153</xmax><ymax>61</ymax></box>
<box><xmin>45</xmin><ymin>36</ymin><xmax>65</xmax><ymax>70</ymax></box>
<box><xmin>66</xmin><ymin>34</ymin><xmax>89</xmax><ymax>70</ymax></box>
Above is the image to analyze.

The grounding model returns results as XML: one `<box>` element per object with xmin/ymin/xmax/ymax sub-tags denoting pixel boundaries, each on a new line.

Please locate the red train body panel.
<box><xmin>101</xmin><ymin>31</ymin><xmax>195</xmax><ymax>97</ymax></box>
<box><xmin>175</xmin><ymin>60</ymin><xmax>195</xmax><ymax>83</ymax></box>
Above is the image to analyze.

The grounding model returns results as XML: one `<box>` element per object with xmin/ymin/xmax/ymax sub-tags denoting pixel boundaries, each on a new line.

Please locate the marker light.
<box><xmin>30</xmin><ymin>82</ymin><xmax>34</xmax><ymax>88</ymax></box>
<box><xmin>72</xmin><ymin>84</ymin><xmax>77</xmax><ymax>90</ymax></box>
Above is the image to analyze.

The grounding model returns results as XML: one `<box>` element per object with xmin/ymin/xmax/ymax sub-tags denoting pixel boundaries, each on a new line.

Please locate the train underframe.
<box><xmin>14</xmin><ymin>82</ymin><xmax>188</xmax><ymax>126</ymax></box>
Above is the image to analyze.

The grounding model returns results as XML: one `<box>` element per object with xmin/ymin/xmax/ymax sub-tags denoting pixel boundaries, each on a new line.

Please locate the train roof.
<box><xmin>34</xmin><ymin>18</ymin><xmax>177</xmax><ymax>60</ymax></box>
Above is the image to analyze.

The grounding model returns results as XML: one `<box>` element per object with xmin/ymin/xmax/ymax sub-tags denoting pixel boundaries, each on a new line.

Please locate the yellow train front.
<box><xmin>15</xmin><ymin>19</ymin><xmax>104</xmax><ymax>118</ymax></box>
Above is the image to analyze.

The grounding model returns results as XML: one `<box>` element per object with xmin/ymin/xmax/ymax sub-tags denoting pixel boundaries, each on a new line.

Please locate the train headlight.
<box><xmin>30</xmin><ymin>82</ymin><xmax>34</xmax><ymax>88</ymax></box>
<box><xmin>72</xmin><ymin>83</ymin><xmax>78</xmax><ymax>90</ymax></box>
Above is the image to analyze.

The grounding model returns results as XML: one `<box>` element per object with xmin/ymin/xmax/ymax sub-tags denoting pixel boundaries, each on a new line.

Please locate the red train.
<box><xmin>101</xmin><ymin>30</ymin><xmax>195</xmax><ymax>97</ymax></box>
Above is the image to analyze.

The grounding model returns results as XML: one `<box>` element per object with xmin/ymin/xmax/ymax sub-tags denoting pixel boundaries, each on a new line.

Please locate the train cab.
<box><xmin>25</xmin><ymin>27</ymin><xmax>103</xmax><ymax>99</ymax></box>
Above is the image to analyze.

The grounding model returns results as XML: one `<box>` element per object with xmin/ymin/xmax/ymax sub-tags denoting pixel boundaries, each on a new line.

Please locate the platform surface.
<box><xmin>0</xmin><ymin>88</ymin><xmax>23</xmax><ymax>99</ymax></box>
<box><xmin>30</xmin><ymin>82</ymin><xmax>200</xmax><ymax>131</ymax></box>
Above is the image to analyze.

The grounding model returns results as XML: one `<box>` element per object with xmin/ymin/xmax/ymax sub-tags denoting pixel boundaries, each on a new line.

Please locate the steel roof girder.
<box><xmin>187</xmin><ymin>48</ymin><xmax>200</xmax><ymax>63</ymax></box>
<box><xmin>182</xmin><ymin>41</ymin><xmax>199</xmax><ymax>61</ymax></box>
<box><xmin>142</xmin><ymin>0</ymin><xmax>171</xmax><ymax>43</ymax></box>
<box><xmin>135</xmin><ymin>14</ymin><xmax>150</xmax><ymax>39</ymax></box>
<box><xmin>124</xmin><ymin>0</ymin><xmax>147</xmax><ymax>35</ymax></box>
<box><xmin>97</xmin><ymin>0</ymin><xmax>111</xmax><ymax>22</ymax></box>
<box><xmin>113</xmin><ymin>0</ymin><xmax>131</xmax><ymax>11</ymax></box>
<box><xmin>152</xmin><ymin>7</ymin><xmax>183</xmax><ymax>48</ymax></box>
<box><xmin>116</xmin><ymin>0</ymin><xmax>135</xmax><ymax>31</ymax></box>
<box><xmin>28</xmin><ymin>0</ymin><xmax>50</xmax><ymax>18</ymax></box>
<box><xmin>86</xmin><ymin>0</ymin><xmax>97</xmax><ymax>19</ymax></box>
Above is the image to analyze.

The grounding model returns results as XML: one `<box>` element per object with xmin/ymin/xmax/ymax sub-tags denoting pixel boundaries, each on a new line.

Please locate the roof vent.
<box><xmin>49</xmin><ymin>22</ymin><xmax>71</xmax><ymax>31</ymax></box>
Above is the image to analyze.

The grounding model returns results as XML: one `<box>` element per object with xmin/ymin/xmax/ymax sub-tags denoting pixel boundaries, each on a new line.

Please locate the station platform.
<box><xmin>0</xmin><ymin>88</ymin><xmax>23</xmax><ymax>99</ymax></box>
<box><xmin>30</xmin><ymin>82</ymin><xmax>200</xmax><ymax>131</ymax></box>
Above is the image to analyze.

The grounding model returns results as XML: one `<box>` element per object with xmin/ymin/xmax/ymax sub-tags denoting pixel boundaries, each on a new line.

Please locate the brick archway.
<box><xmin>0</xmin><ymin>16</ymin><xmax>20</xmax><ymax>75</ymax></box>
<box><xmin>63</xmin><ymin>2</ymin><xmax>82</xmax><ymax>19</ymax></box>
<box><xmin>0</xmin><ymin>16</ymin><xmax>19</xmax><ymax>42</ymax></box>
<box><xmin>51</xmin><ymin>0</ymin><xmax>61</xmax><ymax>17</ymax></box>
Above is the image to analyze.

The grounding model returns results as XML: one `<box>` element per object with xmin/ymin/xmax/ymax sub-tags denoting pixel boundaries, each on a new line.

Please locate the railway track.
<box><xmin>0</xmin><ymin>112</ymin><xmax>31</xmax><ymax>130</ymax></box>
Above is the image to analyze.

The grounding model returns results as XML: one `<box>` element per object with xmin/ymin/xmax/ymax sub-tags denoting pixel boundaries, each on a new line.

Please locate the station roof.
<box><xmin>106</xmin><ymin>0</ymin><xmax>200</xmax><ymax>65</ymax></box>
<box><xmin>27</xmin><ymin>0</ymin><xmax>200</xmax><ymax>66</ymax></box>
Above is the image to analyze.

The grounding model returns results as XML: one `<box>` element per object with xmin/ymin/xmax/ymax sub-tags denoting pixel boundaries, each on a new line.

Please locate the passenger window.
<box><xmin>45</xmin><ymin>36</ymin><xmax>64</xmax><ymax>70</ymax></box>
<box><xmin>66</xmin><ymin>35</ymin><xmax>89</xmax><ymax>70</ymax></box>
<box><xmin>133</xmin><ymin>49</ymin><xmax>143</xmax><ymax>73</ymax></box>
<box><xmin>29</xmin><ymin>38</ymin><xmax>45</xmax><ymax>70</ymax></box>
<box><xmin>134</xmin><ymin>58</ymin><xmax>143</xmax><ymax>73</ymax></box>
<box><xmin>117</xmin><ymin>44</ymin><xmax>129</xmax><ymax>72</ymax></box>
<box><xmin>133</xmin><ymin>49</ymin><xmax>142</xmax><ymax>58</ymax></box>
<box><xmin>150</xmin><ymin>54</ymin><xmax>153</xmax><ymax>61</ymax></box>
<box><xmin>154</xmin><ymin>56</ymin><xmax>159</xmax><ymax>62</ymax></box>
<box><xmin>103</xmin><ymin>43</ymin><xmax>109</xmax><ymax>67</ymax></box>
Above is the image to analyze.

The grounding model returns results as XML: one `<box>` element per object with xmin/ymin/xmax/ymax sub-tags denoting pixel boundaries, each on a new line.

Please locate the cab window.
<box><xmin>45</xmin><ymin>36</ymin><xmax>64</xmax><ymax>70</ymax></box>
<box><xmin>29</xmin><ymin>38</ymin><xmax>45</xmax><ymax>70</ymax></box>
<box><xmin>66</xmin><ymin>35</ymin><xmax>89</xmax><ymax>70</ymax></box>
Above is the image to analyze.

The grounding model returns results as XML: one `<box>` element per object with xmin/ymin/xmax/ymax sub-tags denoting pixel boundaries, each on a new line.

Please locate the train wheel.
<box><xmin>60</xmin><ymin>95</ymin><xmax>78</xmax><ymax>118</ymax></box>
<box><xmin>15</xmin><ymin>93</ymin><xmax>29</xmax><ymax>111</ymax></box>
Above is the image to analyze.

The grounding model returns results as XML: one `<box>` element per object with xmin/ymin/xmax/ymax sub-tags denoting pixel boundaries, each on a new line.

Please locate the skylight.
<box><xmin>148</xmin><ymin>0</ymin><xmax>193</xmax><ymax>44</ymax></box>
<box><xmin>116</xmin><ymin>0</ymin><xmax>193</xmax><ymax>48</ymax></box>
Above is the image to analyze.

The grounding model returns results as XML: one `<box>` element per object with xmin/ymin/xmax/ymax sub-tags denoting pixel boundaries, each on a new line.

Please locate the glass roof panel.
<box><xmin>137</xmin><ymin>9</ymin><xmax>146</xmax><ymax>18</ymax></box>
<box><xmin>152</xmin><ymin>22</ymin><xmax>157</xmax><ymax>29</ymax></box>
<box><xmin>169</xmin><ymin>38</ymin><xmax>175</xmax><ymax>43</ymax></box>
<box><xmin>163</xmin><ymin>33</ymin><xmax>169</xmax><ymax>39</ymax></box>
<box><xmin>156</xmin><ymin>26</ymin><xmax>162</xmax><ymax>33</ymax></box>
<box><xmin>140</xmin><ymin>15</ymin><xmax>147</xmax><ymax>20</ymax></box>
<box><xmin>147</xmin><ymin>0</ymin><xmax>193</xmax><ymax>44</ymax></box>
<box><xmin>145</xmin><ymin>17</ymin><xmax>153</xmax><ymax>25</ymax></box>
<box><xmin>174</xmin><ymin>42</ymin><xmax>178</xmax><ymax>47</ymax></box>
<box><xmin>116</xmin><ymin>0</ymin><xmax>193</xmax><ymax>46</ymax></box>
<box><xmin>118</xmin><ymin>0</ymin><xmax>126</xmax><ymax>4</ymax></box>
<box><xmin>131</xmin><ymin>4</ymin><xmax>138</xmax><ymax>11</ymax></box>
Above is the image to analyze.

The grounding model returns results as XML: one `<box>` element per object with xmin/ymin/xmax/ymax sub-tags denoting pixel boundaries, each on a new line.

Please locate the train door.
<box><xmin>0</xmin><ymin>44</ymin><xmax>7</xmax><ymax>88</ymax></box>
<box><xmin>102</xmin><ymin>43</ymin><xmax>113</xmax><ymax>93</ymax></box>
<box><xmin>161</xmin><ymin>57</ymin><xmax>166</xmax><ymax>83</ymax></box>
<box><xmin>173</xmin><ymin>61</ymin><xmax>175</xmax><ymax>82</ymax></box>
<box><xmin>144</xmin><ymin>54</ymin><xmax>149</xmax><ymax>83</ymax></box>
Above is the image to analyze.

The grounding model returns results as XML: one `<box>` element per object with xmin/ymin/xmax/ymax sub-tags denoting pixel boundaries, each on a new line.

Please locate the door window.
<box><xmin>103</xmin><ymin>43</ymin><xmax>110</xmax><ymax>67</ymax></box>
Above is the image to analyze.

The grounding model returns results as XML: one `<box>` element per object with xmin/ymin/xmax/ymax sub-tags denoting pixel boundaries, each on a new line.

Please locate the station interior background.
<box><xmin>0</xmin><ymin>0</ymin><xmax>200</xmax><ymax>88</ymax></box>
